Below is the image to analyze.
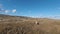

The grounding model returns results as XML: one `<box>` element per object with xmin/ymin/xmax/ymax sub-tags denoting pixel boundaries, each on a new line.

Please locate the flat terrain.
<box><xmin>0</xmin><ymin>14</ymin><xmax>60</xmax><ymax>34</ymax></box>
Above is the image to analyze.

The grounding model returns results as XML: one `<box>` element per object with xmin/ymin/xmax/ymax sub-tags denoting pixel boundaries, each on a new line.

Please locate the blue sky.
<box><xmin>0</xmin><ymin>0</ymin><xmax>60</xmax><ymax>18</ymax></box>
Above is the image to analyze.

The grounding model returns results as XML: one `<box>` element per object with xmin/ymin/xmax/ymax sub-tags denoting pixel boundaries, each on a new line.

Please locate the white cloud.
<box><xmin>5</xmin><ymin>10</ymin><xmax>9</xmax><ymax>13</ymax></box>
<box><xmin>58</xmin><ymin>8</ymin><xmax>60</xmax><ymax>9</ymax></box>
<box><xmin>0</xmin><ymin>9</ymin><xmax>4</xmax><ymax>12</ymax></box>
<box><xmin>12</xmin><ymin>9</ymin><xmax>16</xmax><ymax>13</ymax></box>
<box><xmin>57</xmin><ymin>8</ymin><xmax>60</xmax><ymax>10</ymax></box>
<box><xmin>0</xmin><ymin>4</ymin><xmax>16</xmax><ymax>14</ymax></box>
<box><xmin>0</xmin><ymin>9</ymin><xmax>17</xmax><ymax>14</ymax></box>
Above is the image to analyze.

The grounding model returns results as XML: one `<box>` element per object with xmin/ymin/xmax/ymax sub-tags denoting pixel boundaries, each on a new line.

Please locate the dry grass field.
<box><xmin>0</xmin><ymin>14</ymin><xmax>60</xmax><ymax>34</ymax></box>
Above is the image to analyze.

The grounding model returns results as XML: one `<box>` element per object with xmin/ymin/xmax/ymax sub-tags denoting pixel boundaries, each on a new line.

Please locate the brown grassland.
<box><xmin>0</xmin><ymin>14</ymin><xmax>60</xmax><ymax>34</ymax></box>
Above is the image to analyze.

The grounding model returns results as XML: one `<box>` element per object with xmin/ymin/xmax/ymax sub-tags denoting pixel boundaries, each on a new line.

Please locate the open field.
<box><xmin>0</xmin><ymin>14</ymin><xmax>60</xmax><ymax>34</ymax></box>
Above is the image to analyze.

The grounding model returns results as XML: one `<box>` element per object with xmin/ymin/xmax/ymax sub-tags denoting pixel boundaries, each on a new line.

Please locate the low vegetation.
<box><xmin>0</xmin><ymin>14</ymin><xmax>60</xmax><ymax>34</ymax></box>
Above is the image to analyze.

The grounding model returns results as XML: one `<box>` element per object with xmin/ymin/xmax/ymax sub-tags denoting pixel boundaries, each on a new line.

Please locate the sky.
<box><xmin>0</xmin><ymin>0</ymin><xmax>60</xmax><ymax>19</ymax></box>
